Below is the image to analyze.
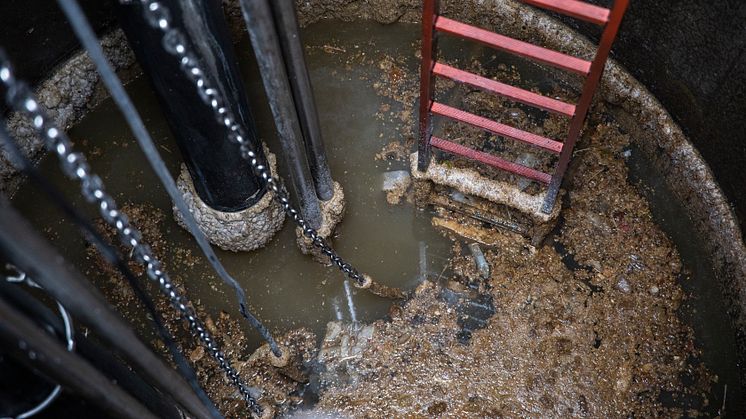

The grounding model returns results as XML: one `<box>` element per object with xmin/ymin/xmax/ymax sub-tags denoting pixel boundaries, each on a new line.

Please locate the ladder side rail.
<box><xmin>417</xmin><ymin>0</ymin><xmax>439</xmax><ymax>171</ymax></box>
<box><xmin>541</xmin><ymin>0</ymin><xmax>630</xmax><ymax>213</ymax></box>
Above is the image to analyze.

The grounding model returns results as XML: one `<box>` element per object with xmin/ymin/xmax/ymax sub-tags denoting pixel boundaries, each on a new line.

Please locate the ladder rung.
<box><xmin>521</xmin><ymin>0</ymin><xmax>610</xmax><ymax>25</ymax></box>
<box><xmin>435</xmin><ymin>17</ymin><xmax>591</xmax><ymax>76</ymax></box>
<box><xmin>431</xmin><ymin>102</ymin><xmax>563</xmax><ymax>154</ymax></box>
<box><xmin>430</xmin><ymin>136</ymin><xmax>552</xmax><ymax>184</ymax></box>
<box><xmin>433</xmin><ymin>63</ymin><xmax>576</xmax><ymax>117</ymax></box>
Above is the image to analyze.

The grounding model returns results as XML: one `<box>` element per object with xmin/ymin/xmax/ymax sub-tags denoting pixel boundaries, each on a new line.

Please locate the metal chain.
<box><xmin>0</xmin><ymin>54</ymin><xmax>263</xmax><ymax>417</ymax></box>
<box><xmin>127</xmin><ymin>0</ymin><xmax>370</xmax><ymax>289</ymax></box>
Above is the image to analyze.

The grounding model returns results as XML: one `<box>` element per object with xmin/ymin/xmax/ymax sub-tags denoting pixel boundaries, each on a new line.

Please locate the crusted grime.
<box><xmin>173</xmin><ymin>148</ymin><xmax>286</xmax><ymax>252</ymax></box>
<box><xmin>296</xmin><ymin>180</ymin><xmax>346</xmax><ymax>258</ymax></box>
<box><xmin>313</xmin><ymin>120</ymin><xmax>715</xmax><ymax>417</ymax></box>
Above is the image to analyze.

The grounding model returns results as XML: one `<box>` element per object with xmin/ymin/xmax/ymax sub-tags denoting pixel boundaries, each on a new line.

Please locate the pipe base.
<box><xmin>296</xmin><ymin>181</ymin><xmax>345</xmax><ymax>259</ymax></box>
<box><xmin>173</xmin><ymin>152</ymin><xmax>285</xmax><ymax>252</ymax></box>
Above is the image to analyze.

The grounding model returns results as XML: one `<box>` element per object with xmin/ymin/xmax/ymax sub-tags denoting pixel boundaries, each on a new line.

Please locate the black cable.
<box><xmin>0</xmin><ymin>281</ymin><xmax>185</xmax><ymax>419</ymax></box>
<box><xmin>0</xmin><ymin>121</ymin><xmax>224</xmax><ymax>419</ymax></box>
<box><xmin>54</xmin><ymin>0</ymin><xmax>282</xmax><ymax>357</ymax></box>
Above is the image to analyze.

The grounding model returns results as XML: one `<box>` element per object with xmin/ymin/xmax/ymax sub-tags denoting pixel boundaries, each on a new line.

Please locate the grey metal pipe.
<box><xmin>0</xmin><ymin>199</ymin><xmax>212</xmax><ymax>419</ymax></box>
<box><xmin>238</xmin><ymin>0</ymin><xmax>323</xmax><ymax>229</ymax></box>
<box><xmin>270</xmin><ymin>0</ymin><xmax>335</xmax><ymax>201</ymax></box>
<box><xmin>0</xmin><ymin>297</ymin><xmax>157</xmax><ymax>419</ymax></box>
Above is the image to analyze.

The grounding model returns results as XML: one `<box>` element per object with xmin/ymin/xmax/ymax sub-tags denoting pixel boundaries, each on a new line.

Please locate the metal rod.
<box><xmin>238</xmin><ymin>0</ymin><xmax>323</xmax><ymax>229</ymax></box>
<box><xmin>270</xmin><ymin>0</ymin><xmax>335</xmax><ymax>201</ymax></box>
<box><xmin>542</xmin><ymin>0</ymin><xmax>630</xmax><ymax>213</ymax></box>
<box><xmin>0</xmin><ymin>282</ymin><xmax>184</xmax><ymax>419</ymax></box>
<box><xmin>0</xmin><ymin>199</ymin><xmax>213</xmax><ymax>419</ymax></box>
<box><xmin>417</xmin><ymin>0</ymin><xmax>439</xmax><ymax>171</ymax></box>
<box><xmin>0</xmin><ymin>297</ymin><xmax>157</xmax><ymax>419</ymax></box>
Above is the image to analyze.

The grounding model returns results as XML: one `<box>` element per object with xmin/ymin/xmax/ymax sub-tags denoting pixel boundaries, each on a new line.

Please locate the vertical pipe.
<box><xmin>115</xmin><ymin>0</ymin><xmax>268</xmax><ymax>212</ymax></box>
<box><xmin>238</xmin><ymin>0</ymin><xmax>323</xmax><ymax>229</ymax></box>
<box><xmin>542</xmin><ymin>0</ymin><xmax>630</xmax><ymax>213</ymax></box>
<box><xmin>417</xmin><ymin>0</ymin><xmax>438</xmax><ymax>171</ymax></box>
<box><xmin>270</xmin><ymin>0</ymin><xmax>335</xmax><ymax>201</ymax></box>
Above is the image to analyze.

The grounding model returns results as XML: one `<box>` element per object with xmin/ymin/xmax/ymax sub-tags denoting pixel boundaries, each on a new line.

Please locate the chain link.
<box><xmin>129</xmin><ymin>0</ymin><xmax>369</xmax><ymax>289</ymax></box>
<box><xmin>0</xmin><ymin>53</ymin><xmax>263</xmax><ymax>417</ymax></box>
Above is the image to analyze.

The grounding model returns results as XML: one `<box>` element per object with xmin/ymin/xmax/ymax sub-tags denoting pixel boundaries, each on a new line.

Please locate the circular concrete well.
<box><xmin>1</xmin><ymin>0</ymin><xmax>745</xmax><ymax>417</ymax></box>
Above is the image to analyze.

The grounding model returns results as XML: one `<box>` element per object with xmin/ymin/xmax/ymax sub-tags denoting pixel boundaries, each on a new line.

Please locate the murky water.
<box><xmin>7</xmin><ymin>19</ymin><xmax>743</xmax><ymax>414</ymax></box>
<box><xmin>10</xmin><ymin>21</ymin><xmax>459</xmax><ymax>345</ymax></box>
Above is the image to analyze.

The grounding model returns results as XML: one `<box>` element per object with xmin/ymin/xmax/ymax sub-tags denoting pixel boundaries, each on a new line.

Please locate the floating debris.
<box><xmin>515</xmin><ymin>152</ymin><xmax>539</xmax><ymax>191</ymax></box>
<box><xmin>381</xmin><ymin>170</ymin><xmax>410</xmax><ymax>191</ymax></box>
<box><xmin>468</xmin><ymin>242</ymin><xmax>490</xmax><ymax>279</ymax></box>
<box><xmin>343</xmin><ymin>280</ymin><xmax>358</xmax><ymax>324</ymax></box>
<box><xmin>616</xmin><ymin>276</ymin><xmax>632</xmax><ymax>293</ymax></box>
<box><xmin>381</xmin><ymin>170</ymin><xmax>411</xmax><ymax>204</ymax></box>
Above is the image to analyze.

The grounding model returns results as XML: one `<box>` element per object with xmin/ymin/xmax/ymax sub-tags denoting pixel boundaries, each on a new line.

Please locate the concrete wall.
<box><xmin>0</xmin><ymin>0</ymin><xmax>115</xmax><ymax>87</ymax></box>
<box><xmin>569</xmin><ymin>0</ymin><xmax>746</xmax><ymax>239</ymax></box>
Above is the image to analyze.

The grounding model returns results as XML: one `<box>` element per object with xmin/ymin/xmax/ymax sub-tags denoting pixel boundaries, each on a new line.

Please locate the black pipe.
<box><xmin>238</xmin><ymin>0</ymin><xmax>324</xmax><ymax>229</ymax></box>
<box><xmin>115</xmin><ymin>0</ymin><xmax>267</xmax><ymax>212</ymax></box>
<box><xmin>270</xmin><ymin>0</ymin><xmax>335</xmax><ymax>201</ymax></box>
<box><xmin>0</xmin><ymin>281</ymin><xmax>184</xmax><ymax>419</ymax></box>
<box><xmin>0</xmin><ymin>199</ymin><xmax>213</xmax><ymax>419</ymax></box>
<box><xmin>0</xmin><ymin>297</ymin><xmax>157</xmax><ymax>419</ymax></box>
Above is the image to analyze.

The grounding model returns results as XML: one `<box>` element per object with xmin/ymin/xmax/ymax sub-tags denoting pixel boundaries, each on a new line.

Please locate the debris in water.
<box><xmin>332</xmin><ymin>298</ymin><xmax>343</xmax><ymax>321</ymax></box>
<box><xmin>616</xmin><ymin>276</ymin><xmax>632</xmax><ymax>293</ymax></box>
<box><xmin>382</xmin><ymin>170</ymin><xmax>410</xmax><ymax>191</ymax></box>
<box><xmin>381</xmin><ymin>170</ymin><xmax>411</xmax><ymax>204</ymax></box>
<box><xmin>514</xmin><ymin>152</ymin><xmax>539</xmax><ymax>191</ymax></box>
<box><xmin>316</xmin><ymin>321</ymin><xmax>376</xmax><ymax>388</ymax></box>
<box><xmin>468</xmin><ymin>242</ymin><xmax>490</xmax><ymax>279</ymax></box>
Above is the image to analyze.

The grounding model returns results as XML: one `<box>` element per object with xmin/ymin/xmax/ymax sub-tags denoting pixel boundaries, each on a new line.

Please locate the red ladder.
<box><xmin>417</xmin><ymin>0</ymin><xmax>629</xmax><ymax>214</ymax></box>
